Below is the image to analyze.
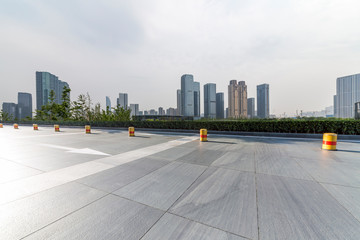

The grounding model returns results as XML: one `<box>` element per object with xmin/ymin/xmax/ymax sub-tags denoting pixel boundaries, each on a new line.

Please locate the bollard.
<box><xmin>14</xmin><ymin>123</ymin><xmax>19</xmax><ymax>129</ymax></box>
<box><xmin>85</xmin><ymin>125</ymin><xmax>91</xmax><ymax>134</ymax></box>
<box><xmin>54</xmin><ymin>124</ymin><xmax>60</xmax><ymax>132</ymax></box>
<box><xmin>0</xmin><ymin>123</ymin><xmax>3</xmax><ymax>128</ymax></box>
<box><xmin>129</xmin><ymin>127</ymin><xmax>135</xmax><ymax>137</ymax></box>
<box><xmin>200</xmin><ymin>129</ymin><xmax>208</xmax><ymax>142</ymax></box>
<box><xmin>33</xmin><ymin>124</ymin><xmax>38</xmax><ymax>130</ymax></box>
<box><xmin>322</xmin><ymin>133</ymin><xmax>337</xmax><ymax>151</ymax></box>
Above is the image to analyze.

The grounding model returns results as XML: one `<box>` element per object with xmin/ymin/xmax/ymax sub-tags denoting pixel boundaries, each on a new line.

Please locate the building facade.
<box><xmin>36</xmin><ymin>71</ymin><xmax>69</xmax><ymax>110</ymax></box>
<box><xmin>17</xmin><ymin>92</ymin><xmax>32</xmax><ymax>119</ymax></box>
<box><xmin>216</xmin><ymin>93</ymin><xmax>224</xmax><ymax>119</ymax></box>
<box><xmin>129</xmin><ymin>104</ymin><xmax>139</xmax><ymax>117</ymax></box>
<box><xmin>334</xmin><ymin>74</ymin><xmax>360</xmax><ymax>118</ymax></box>
<box><xmin>193</xmin><ymin>81</ymin><xmax>200</xmax><ymax>117</ymax></box>
<box><xmin>106</xmin><ymin>96</ymin><xmax>111</xmax><ymax>111</ymax></box>
<box><xmin>204</xmin><ymin>83</ymin><xmax>217</xmax><ymax>119</ymax></box>
<box><xmin>177</xmin><ymin>89</ymin><xmax>181</xmax><ymax>115</ymax></box>
<box><xmin>247</xmin><ymin>98</ymin><xmax>255</xmax><ymax>118</ymax></box>
<box><xmin>117</xmin><ymin>93</ymin><xmax>128</xmax><ymax>109</ymax></box>
<box><xmin>257</xmin><ymin>84</ymin><xmax>269</xmax><ymax>119</ymax></box>
<box><xmin>181</xmin><ymin>74</ymin><xmax>194</xmax><ymax>117</ymax></box>
<box><xmin>166</xmin><ymin>107</ymin><xmax>176</xmax><ymax>116</ymax></box>
<box><xmin>2</xmin><ymin>102</ymin><xmax>17</xmax><ymax>120</ymax></box>
<box><xmin>228</xmin><ymin>80</ymin><xmax>247</xmax><ymax>118</ymax></box>
<box><xmin>158</xmin><ymin>107</ymin><xmax>165</xmax><ymax>115</ymax></box>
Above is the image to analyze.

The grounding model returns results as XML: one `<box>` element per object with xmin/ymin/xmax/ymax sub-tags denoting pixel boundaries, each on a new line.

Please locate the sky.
<box><xmin>1</xmin><ymin>0</ymin><xmax>360</xmax><ymax>116</ymax></box>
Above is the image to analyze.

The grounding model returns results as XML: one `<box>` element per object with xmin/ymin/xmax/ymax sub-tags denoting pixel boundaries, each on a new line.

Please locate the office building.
<box><xmin>177</xmin><ymin>89</ymin><xmax>182</xmax><ymax>115</ymax></box>
<box><xmin>247</xmin><ymin>98</ymin><xmax>255</xmax><ymax>118</ymax></box>
<box><xmin>228</xmin><ymin>80</ymin><xmax>247</xmax><ymax>118</ymax></box>
<box><xmin>117</xmin><ymin>93</ymin><xmax>128</xmax><ymax>109</ymax></box>
<box><xmin>257</xmin><ymin>84</ymin><xmax>269</xmax><ymax>119</ymax></box>
<box><xmin>158</xmin><ymin>107</ymin><xmax>165</xmax><ymax>115</ymax></box>
<box><xmin>36</xmin><ymin>71</ymin><xmax>69</xmax><ymax>110</ymax></box>
<box><xmin>181</xmin><ymin>74</ymin><xmax>195</xmax><ymax>116</ymax></box>
<box><xmin>129</xmin><ymin>104</ymin><xmax>139</xmax><ymax>117</ymax></box>
<box><xmin>193</xmin><ymin>81</ymin><xmax>200</xmax><ymax>117</ymax></box>
<box><xmin>149</xmin><ymin>109</ymin><xmax>156</xmax><ymax>115</ymax></box>
<box><xmin>17</xmin><ymin>92</ymin><xmax>32</xmax><ymax>119</ymax></box>
<box><xmin>334</xmin><ymin>73</ymin><xmax>360</xmax><ymax>118</ymax></box>
<box><xmin>2</xmin><ymin>102</ymin><xmax>17</xmax><ymax>120</ymax></box>
<box><xmin>216</xmin><ymin>93</ymin><xmax>224</xmax><ymax>119</ymax></box>
<box><xmin>106</xmin><ymin>96</ymin><xmax>111</xmax><ymax>111</ymax></box>
<box><xmin>204</xmin><ymin>83</ymin><xmax>216</xmax><ymax>118</ymax></box>
<box><xmin>166</xmin><ymin>108</ymin><xmax>176</xmax><ymax>116</ymax></box>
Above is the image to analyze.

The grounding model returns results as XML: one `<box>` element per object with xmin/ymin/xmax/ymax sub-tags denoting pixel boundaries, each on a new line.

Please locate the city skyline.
<box><xmin>1</xmin><ymin>1</ymin><xmax>360</xmax><ymax>116</ymax></box>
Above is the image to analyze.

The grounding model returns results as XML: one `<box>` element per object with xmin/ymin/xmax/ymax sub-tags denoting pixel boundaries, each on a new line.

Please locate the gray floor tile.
<box><xmin>211</xmin><ymin>151</ymin><xmax>255</xmax><ymax>172</ymax></box>
<box><xmin>257</xmin><ymin>174</ymin><xmax>360</xmax><ymax>240</ymax></box>
<box><xmin>149</xmin><ymin>146</ymin><xmax>195</xmax><ymax>161</ymax></box>
<box><xmin>0</xmin><ymin>182</ymin><xmax>106</xmax><ymax>240</ymax></box>
<box><xmin>0</xmin><ymin>158</ymin><xmax>42</xmax><ymax>183</ymax></box>
<box><xmin>114</xmin><ymin>162</ymin><xmax>206</xmax><ymax>210</ymax></box>
<box><xmin>170</xmin><ymin>168</ymin><xmax>257</xmax><ymax>239</ymax></box>
<box><xmin>142</xmin><ymin>213</ymin><xmax>247</xmax><ymax>240</ymax></box>
<box><xmin>177</xmin><ymin>149</ymin><xmax>226</xmax><ymax>166</ymax></box>
<box><xmin>24</xmin><ymin>195</ymin><xmax>164</xmax><ymax>240</ymax></box>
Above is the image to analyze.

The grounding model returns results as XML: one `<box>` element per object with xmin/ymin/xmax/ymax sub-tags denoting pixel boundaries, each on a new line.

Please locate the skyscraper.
<box><xmin>204</xmin><ymin>83</ymin><xmax>216</xmax><ymax>119</ymax></box>
<box><xmin>177</xmin><ymin>89</ymin><xmax>181</xmax><ymax>115</ymax></box>
<box><xmin>228</xmin><ymin>80</ymin><xmax>247</xmax><ymax>118</ymax></box>
<box><xmin>117</xmin><ymin>93</ymin><xmax>128</xmax><ymax>109</ymax></box>
<box><xmin>334</xmin><ymin>73</ymin><xmax>360</xmax><ymax>118</ymax></box>
<box><xmin>106</xmin><ymin>96</ymin><xmax>111</xmax><ymax>111</ymax></box>
<box><xmin>247</xmin><ymin>98</ymin><xmax>255</xmax><ymax>118</ymax></box>
<box><xmin>2</xmin><ymin>102</ymin><xmax>17</xmax><ymax>120</ymax></box>
<box><xmin>36</xmin><ymin>71</ymin><xmax>69</xmax><ymax>110</ymax></box>
<box><xmin>158</xmin><ymin>107</ymin><xmax>165</xmax><ymax>115</ymax></box>
<box><xmin>17</xmin><ymin>92</ymin><xmax>32</xmax><ymax>119</ymax></box>
<box><xmin>216</xmin><ymin>93</ymin><xmax>224</xmax><ymax>119</ymax></box>
<box><xmin>193</xmin><ymin>81</ymin><xmax>200</xmax><ymax>118</ymax></box>
<box><xmin>181</xmin><ymin>74</ymin><xmax>194</xmax><ymax>117</ymax></box>
<box><xmin>257</xmin><ymin>84</ymin><xmax>269</xmax><ymax>119</ymax></box>
<box><xmin>129</xmin><ymin>104</ymin><xmax>139</xmax><ymax>117</ymax></box>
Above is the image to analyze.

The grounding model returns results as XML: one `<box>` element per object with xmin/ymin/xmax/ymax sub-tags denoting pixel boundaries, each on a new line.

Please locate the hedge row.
<box><xmin>18</xmin><ymin>119</ymin><xmax>360</xmax><ymax>135</ymax></box>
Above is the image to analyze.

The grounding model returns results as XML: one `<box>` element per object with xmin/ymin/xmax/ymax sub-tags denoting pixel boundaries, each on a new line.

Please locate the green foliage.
<box><xmin>0</xmin><ymin>110</ymin><xmax>12</xmax><ymax>122</ymax></box>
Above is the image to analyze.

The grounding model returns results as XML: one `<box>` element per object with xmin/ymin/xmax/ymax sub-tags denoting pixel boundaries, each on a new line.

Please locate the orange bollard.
<box><xmin>33</xmin><ymin>124</ymin><xmax>38</xmax><ymax>130</ymax></box>
<box><xmin>54</xmin><ymin>124</ymin><xmax>60</xmax><ymax>132</ymax></box>
<box><xmin>0</xmin><ymin>123</ymin><xmax>3</xmax><ymax>128</ymax></box>
<box><xmin>129</xmin><ymin>127</ymin><xmax>135</xmax><ymax>137</ymax></box>
<box><xmin>14</xmin><ymin>123</ymin><xmax>19</xmax><ymax>129</ymax></box>
<box><xmin>322</xmin><ymin>133</ymin><xmax>337</xmax><ymax>151</ymax></box>
<box><xmin>85</xmin><ymin>125</ymin><xmax>91</xmax><ymax>134</ymax></box>
<box><xmin>200</xmin><ymin>129</ymin><xmax>207</xmax><ymax>142</ymax></box>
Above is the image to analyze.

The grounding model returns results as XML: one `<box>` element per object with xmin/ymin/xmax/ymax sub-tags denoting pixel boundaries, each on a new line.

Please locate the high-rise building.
<box><xmin>117</xmin><ymin>93</ymin><xmax>128</xmax><ymax>109</ymax></box>
<box><xmin>17</xmin><ymin>92</ymin><xmax>32</xmax><ymax>120</ymax></box>
<box><xmin>149</xmin><ymin>109</ymin><xmax>156</xmax><ymax>115</ymax></box>
<box><xmin>166</xmin><ymin>108</ymin><xmax>176</xmax><ymax>116</ymax></box>
<box><xmin>177</xmin><ymin>89</ymin><xmax>182</xmax><ymax>115</ymax></box>
<box><xmin>181</xmin><ymin>74</ymin><xmax>194</xmax><ymax>116</ymax></box>
<box><xmin>106</xmin><ymin>96</ymin><xmax>111</xmax><ymax>111</ymax></box>
<box><xmin>158</xmin><ymin>107</ymin><xmax>165</xmax><ymax>115</ymax></box>
<box><xmin>129</xmin><ymin>104</ymin><xmax>139</xmax><ymax>117</ymax></box>
<box><xmin>228</xmin><ymin>80</ymin><xmax>247</xmax><ymax>118</ymax></box>
<box><xmin>2</xmin><ymin>102</ymin><xmax>17</xmax><ymax>120</ymax></box>
<box><xmin>204</xmin><ymin>83</ymin><xmax>216</xmax><ymax>119</ymax></box>
<box><xmin>36</xmin><ymin>71</ymin><xmax>69</xmax><ymax>110</ymax></box>
<box><xmin>216</xmin><ymin>93</ymin><xmax>224</xmax><ymax>119</ymax></box>
<box><xmin>257</xmin><ymin>84</ymin><xmax>269</xmax><ymax>119</ymax></box>
<box><xmin>193</xmin><ymin>81</ymin><xmax>200</xmax><ymax>118</ymax></box>
<box><xmin>334</xmin><ymin>73</ymin><xmax>360</xmax><ymax>118</ymax></box>
<box><xmin>247</xmin><ymin>98</ymin><xmax>255</xmax><ymax>118</ymax></box>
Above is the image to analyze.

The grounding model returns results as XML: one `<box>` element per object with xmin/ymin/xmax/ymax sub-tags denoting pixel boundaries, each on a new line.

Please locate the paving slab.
<box><xmin>114</xmin><ymin>162</ymin><xmax>206</xmax><ymax>211</ymax></box>
<box><xmin>0</xmin><ymin>158</ymin><xmax>42</xmax><ymax>183</ymax></box>
<box><xmin>257</xmin><ymin>174</ymin><xmax>360</xmax><ymax>240</ymax></box>
<box><xmin>211</xmin><ymin>151</ymin><xmax>255</xmax><ymax>172</ymax></box>
<box><xmin>177</xmin><ymin>149</ymin><xmax>226</xmax><ymax>166</ymax></box>
<box><xmin>142</xmin><ymin>213</ymin><xmax>247</xmax><ymax>240</ymax></box>
<box><xmin>170</xmin><ymin>167</ymin><xmax>257</xmax><ymax>239</ymax></box>
<box><xmin>24</xmin><ymin>194</ymin><xmax>164</xmax><ymax>240</ymax></box>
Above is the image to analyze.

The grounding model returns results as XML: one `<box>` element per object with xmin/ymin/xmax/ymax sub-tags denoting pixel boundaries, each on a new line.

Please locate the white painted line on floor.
<box><xmin>14</xmin><ymin>132</ymin><xmax>84</xmax><ymax>139</ymax></box>
<box><xmin>41</xmin><ymin>144</ymin><xmax>110</xmax><ymax>156</ymax></box>
<box><xmin>0</xmin><ymin>136</ymin><xmax>197</xmax><ymax>205</ymax></box>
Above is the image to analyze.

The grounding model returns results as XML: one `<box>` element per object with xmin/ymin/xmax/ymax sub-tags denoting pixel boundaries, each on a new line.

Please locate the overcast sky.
<box><xmin>1</xmin><ymin>0</ymin><xmax>359</xmax><ymax>116</ymax></box>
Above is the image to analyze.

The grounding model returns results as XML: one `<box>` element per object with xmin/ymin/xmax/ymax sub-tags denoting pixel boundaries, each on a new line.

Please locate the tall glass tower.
<box><xmin>257</xmin><ymin>84</ymin><xmax>269</xmax><ymax>119</ymax></box>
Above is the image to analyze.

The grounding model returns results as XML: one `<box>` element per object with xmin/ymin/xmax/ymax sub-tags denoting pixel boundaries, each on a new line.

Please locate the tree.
<box><xmin>58</xmin><ymin>86</ymin><xmax>71</xmax><ymax>120</ymax></box>
<box><xmin>0</xmin><ymin>110</ymin><xmax>11</xmax><ymax>122</ymax></box>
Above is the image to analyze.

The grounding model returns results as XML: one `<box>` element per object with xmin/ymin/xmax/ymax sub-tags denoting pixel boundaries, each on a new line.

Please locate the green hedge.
<box><xmin>17</xmin><ymin>119</ymin><xmax>360</xmax><ymax>135</ymax></box>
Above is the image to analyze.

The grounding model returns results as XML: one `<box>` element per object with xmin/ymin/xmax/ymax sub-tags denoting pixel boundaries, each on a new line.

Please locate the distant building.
<box><xmin>334</xmin><ymin>73</ymin><xmax>360</xmax><ymax>118</ymax></box>
<box><xmin>149</xmin><ymin>109</ymin><xmax>156</xmax><ymax>115</ymax></box>
<box><xmin>166</xmin><ymin>108</ymin><xmax>176</xmax><ymax>116</ymax></box>
<box><xmin>225</xmin><ymin>108</ymin><xmax>229</xmax><ymax>119</ymax></box>
<box><xmin>144</xmin><ymin>110</ymin><xmax>149</xmax><ymax>115</ymax></box>
<box><xmin>36</xmin><ymin>71</ymin><xmax>69</xmax><ymax>110</ymax></box>
<box><xmin>2</xmin><ymin>102</ymin><xmax>17</xmax><ymax>120</ymax></box>
<box><xmin>228</xmin><ymin>80</ymin><xmax>247</xmax><ymax>118</ymax></box>
<box><xmin>117</xmin><ymin>93</ymin><xmax>128</xmax><ymax>109</ymax></box>
<box><xmin>257</xmin><ymin>84</ymin><xmax>269</xmax><ymax>119</ymax></box>
<box><xmin>17</xmin><ymin>92</ymin><xmax>32</xmax><ymax>119</ymax></box>
<box><xmin>204</xmin><ymin>83</ymin><xmax>217</xmax><ymax>119</ymax></box>
<box><xmin>177</xmin><ymin>89</ymin><xmax>182</xmax><ymax>115</ymax></box>
<box><xmin>193</xmin><ymin>81</ymin><xmax>200</xmax><ymax>118</ymax></box>
<box><xmin>129</xmin><ymin>104</ymin><xmax>139</xmax><ymax>117</ymax></box>
<box><xmin>158</xmin><ymin>107</ymin><xmax>165</xmax><ymax>115</ymax></box>
<box><xmin>138</xmin><ymin>111</ymin><xmax>143</xmax><ymax>116</ymax></box>
<box><xmin>106</xmin><ymin>96</ymin><xmax>111</xmax><ymax>111</ymax></box>
<box><xmin>181</xmin><ymin>74</ymin><xmax>195</xmax><ymax>117</ymax></box>
<box><xmin>216</xmin><ymin>93</ymin><xmax>224</xmax><ymax>119</ymax></box>
<box><xmin>247</xmin><ymin>98</ymin><xmax>255</xmax><ymax>118</ymax></box>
